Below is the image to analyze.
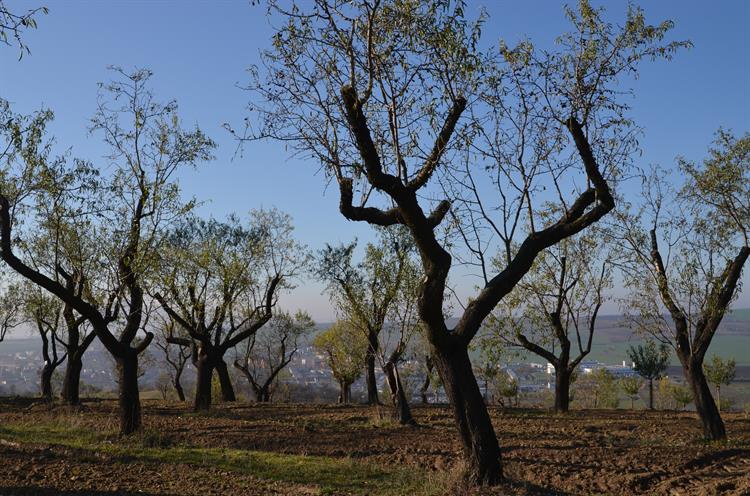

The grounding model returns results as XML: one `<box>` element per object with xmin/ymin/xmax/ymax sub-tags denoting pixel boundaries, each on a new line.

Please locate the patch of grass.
<box><xmin>0</xmin><ymin>420</ymin><xmax>445</xmax><ymax>496</ymax></box>
<box><xmin>0</xmin><ymin>418</ymin><xmax>114</xmax><ymax>447</ymax></box>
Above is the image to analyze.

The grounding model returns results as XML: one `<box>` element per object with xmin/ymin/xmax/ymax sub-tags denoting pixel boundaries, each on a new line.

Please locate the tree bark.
<box><xmin>648</xmin><ymin>378</ymin><xmax>654</xmax><ymax>410</ymax></box>
<box><xmin>193</xmin><ymin>352</ymin><xmax>214</xmax><ymax>412</ymax></box>
<box><xmin>432</xmin><ymin>344</ymin><xmax>502</xmax><ymax>485</ymax></box>
<box><xmin>250</xmin><ymin>383</ymin><xmax>270</xmax><ymax>402</ymax></box>
<box><xmin>40</xmin><ymin>362</ymin><xmax>54</xmax><ymax>401</ymax></box>
<box><xmin>365</xmin><ymin>330</ymin><xmax>379</xmax><ymax>405</ymax></box>
<box><xmin>554</xmin><ymin>366</ymin><xmax>571</xmax><ymax>413</ymax></box>
<box><xmin>174</xmin><ymin>379</ymin><xmax>186</xmax><ymax>402</ymax></box>
<box><xmin>384</xmin><ymin>361</ymin><xmax>416</xmax><ymax>425</ymax></box>
<box><xmin>685</xmin><ymin>362</ymin><xmax>726</xmax><ymax>440</ymax></box>
<box><xmin>339</xmin><ymin>380</ymin><xmax>352</xmax><ymax>404</ymax></box>
<box><xmin>62</xmin><ymin>355</ymin><xmax>83</xmax><ymax>405</ymax></box>
<box><xmin>117</xmin><ymin>354</ymin><xmax>142</xmax><ymax>435</ymax></box>
<box><xmin>420</xmin><ymin>356</ymin><xmax>433</xmax><ymax>404</ymax></box>
<box><xmin>215</xmin><ymin>359</ymin><xmax>236</xmax><ymax>402</ymax></box>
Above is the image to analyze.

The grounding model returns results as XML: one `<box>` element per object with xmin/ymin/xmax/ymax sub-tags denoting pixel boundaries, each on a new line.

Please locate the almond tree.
<box><xmin>315</xmin><ymin>227</ymin><xmax>412</xmax><ymax>405</ymax></box>
<box><xmin>484</xmin><ymin>231</ymin><xmax>611</xmax><ymax>412</ymax></box>
<box><xmin>234</xmin><ymin>310</ymin><xmax>315</xmax><ymax>402</ymax></box>
<box><xmin>155</xmin><ymin>318</ymin><xmax>191</xmax><ymax>402</ymax></box>
<box><xmin>242</xmin><ymin>0</ymin><xmax>685</xmax><ymax>484</ymax></box>
<box><xmin>0</xmin><ymin>280</ymin><xmax>22</xmax><ymax>343</ymax></box>
<box><xmin>20</xmin><ymin>285</ymin><xmax>67</xmax><ymax>400</ymax></box>
<box><xmin>153</xmin><ymin>210</ymin><xmax>307</xmax><ymax>411</ymax></box>
<box><xmin>18</xmin><ymin>158</ymin><xmax>102</xmax><ymax>406</ymax></box>
<box><xmin>313</xmin><ymin>320</ymin><xmax>369</xmax><ymax>404</ymax></box>
<box><xmin>380</xmin><ymin>244</ymin><xmax>421</xmax><ymax>425</ymax></box>
<box><xmin>0</xmin><ymin>68</ymin><xmax>215</xmax><ymax>434</ymax></box>
<box><xmin>616</xmin><ymin>132</ymin><xmax>749</xmax><ymax>439</ymax></box>
<box><xmin>703</xmin><ymin>355</ymin><xmax>736</xmax><ymax>413</ymax></box>
<box><xmin>627</xmin><ymin>340</ymin><xmax>669</xmax><ymax>410</ymax></box>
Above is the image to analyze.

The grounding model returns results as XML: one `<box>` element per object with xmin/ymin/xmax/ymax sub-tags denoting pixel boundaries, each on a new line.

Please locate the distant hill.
<box><xmin>727</xmin><ymin>307</ymin><xmax>750</xmax><ymax>321</ymax></box>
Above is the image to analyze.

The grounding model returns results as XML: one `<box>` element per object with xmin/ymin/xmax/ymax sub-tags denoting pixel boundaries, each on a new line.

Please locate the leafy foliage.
<box><xmin>313</xmin><ymin>320</ymin><xmax>369</xmax><ymax>395</ymax></box>
<box><xmin>628</xmin><ymin>341</ymin><xmax>670</xmax><ymax>381</ymax></box>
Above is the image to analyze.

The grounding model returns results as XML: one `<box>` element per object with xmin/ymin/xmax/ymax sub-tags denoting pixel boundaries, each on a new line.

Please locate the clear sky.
<box><xmin>1</xmin><ymin>0</ymin><xmax>749</xmax><ymax>321</ymax></box>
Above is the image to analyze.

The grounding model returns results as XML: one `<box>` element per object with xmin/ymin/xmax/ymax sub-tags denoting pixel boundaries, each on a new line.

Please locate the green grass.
<box><xmin>0</xmin><ymin>419</ymin><xmax>447</xmax><ymax>496</ymax></box>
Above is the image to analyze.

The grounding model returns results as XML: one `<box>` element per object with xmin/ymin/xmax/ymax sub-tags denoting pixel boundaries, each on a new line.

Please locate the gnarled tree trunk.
<box><xmin>255</xmin><ymin>387</ymin><xmax>270</xmax><ymax>402</ymax></box>
<box><xmin>420</xmin><ymin>355</ymin><xmax>433</xmax><ymax>404</ymax></box>
<box><xmin>118</xmin><ymin>354</ymin><xmax>142</xmax><ymax>435</ymax></box>
<box><xmin>62</xmin><ymin>356</ymin><xmax>83</xmax><ymax>405</ymax></box>
<box><xmin>554</xmin><ymin>365</ymin><xmax>572</xmax><ymax>413</ymax></box>
<box><xmin>40</xmin><ymin>362</ymin><xmax>55</xmax><ymax>401</ymax></box>
<box><xmin>432</xmin><ymin>344</ymin><xmax>502</xmax><ymax>485</ymax></box>
<box><xmin>174</xmin><ymin>378</ymin><xmax>186</xmax><ymax>402</ymax></box>
<box><xmin>384</xmin><ymin>360</ymin><xmax>415</xmax><ymax>425</ymax></box>
<box><xmin>684</xmin><ymin>359</ymin><xmax>726</xmax><ymax>440</ymax></box>
<box><xmin>193</xmin><ymin>351</ymin><xmax>214</xmax><ymax>411</ymax></box>
<box><xmin>215</xmin><ymin>359</ymin><xmax>236</xmax><ymax>402</ymax></box>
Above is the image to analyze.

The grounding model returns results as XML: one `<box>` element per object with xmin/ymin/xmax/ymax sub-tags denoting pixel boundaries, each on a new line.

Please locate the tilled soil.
<box><xmin>0</xmin><ymin>398</ymin><xmax>748</xmax><ymax>495</ymax></box>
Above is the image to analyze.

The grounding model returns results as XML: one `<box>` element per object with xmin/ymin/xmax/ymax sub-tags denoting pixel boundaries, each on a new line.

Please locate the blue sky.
<box><xmin>1</xmin><ymin>0</ymin><xmax>748</xmax><ymax>320</ymax></box>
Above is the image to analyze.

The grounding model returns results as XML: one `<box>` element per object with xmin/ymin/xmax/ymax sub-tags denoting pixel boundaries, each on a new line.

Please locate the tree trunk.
<box><xmin>685</xmin><ymin>364</ymin><xmax>726</xmax><ymax>440</ymax></box>
<box><xmin>215</xmin><ymin>359</ymin><xmax>236</xmax><ymax>402</ymax></box>
<box><xmin>648</xmin><ymin>378</ymin><xmax>654</xmax><ymax>410</ymax></box>
<box><xmin>193</xmin><ymin>353</ymin><xmax>214</xmax><ymax>412</ymax></box>
<box><xmin>173</xmin><ymin>378</ymin><xmax>186</xmax><ymax>402</ymax></box>
<box><xmin>365</xmin><ymin>331</ymin><xmax>379</xmax><ymax>405</ymax></box>
<box><xmin>339</xmin><ymin>380</ymin><xmax>351</xmax><ymax>404</ymax></box>
<box><xmin>253</xmin><ymin>385</ymin><xmax>270</xmax><ymax>402</ymax></box>
<box><xmin>117</xmin><ymin>354</ymin><xmax>142</xmax><ymax>435</ymax></box>
<box><xmin>716</xmin><ymin>385</ymin><xmax>722</xmax><ymax>413</ymax></box>
<box><xmin>420</xmin><ymin>373</ymin><xmax>430</xmax><ymax>404</ymax></box>
<box><xmin>172</xmin><ymin>364</ymin><xmax>186</xmax><ymax>401</ymax></box>
<box><xmin>40</xmin><ymin>363</ymin><xmax>54</xmax><ymax>401</ymax></box>
<box><xmin>384</xmin><ymin>361</ymin><xmax>416</xmax><ymax>425</ymax></box>
<box><xmin>62</xmin><ymin>356</ymin><xmax>83</xmax><ymax>405</ymax></box>
<box><xmin>554</xmin><ymin>366</ymin><xmax>571</xmax><ymax>413</ymax></box>
<box><xmin>432</xmin><ymin>344</ymin><xmax>502</xmax><ymax>485</ymax></box>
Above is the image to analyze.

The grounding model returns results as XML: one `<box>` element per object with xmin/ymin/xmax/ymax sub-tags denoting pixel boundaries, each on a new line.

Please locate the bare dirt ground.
<box><xmin>0</xmin><ymin>398</ymin><xmax>748</xmax><ymax>495</ymax></box>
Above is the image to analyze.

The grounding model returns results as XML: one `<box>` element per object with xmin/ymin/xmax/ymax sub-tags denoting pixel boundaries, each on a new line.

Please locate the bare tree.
<box><xmin>234</xmin><ymin>310</ymin><xmax>314</xmax><ymax>402</ymax></box>
<box><xmin>242</xmin><ymin>0</ymin><xmax>685</xmax><ymax>483</ymax></box>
